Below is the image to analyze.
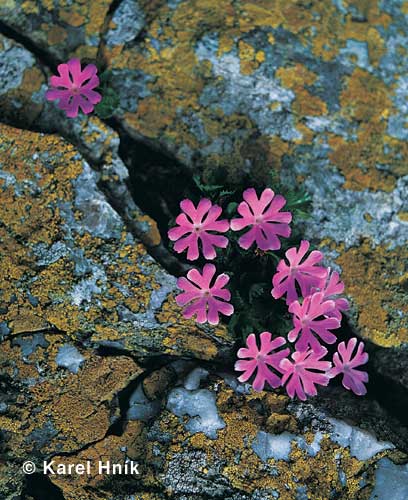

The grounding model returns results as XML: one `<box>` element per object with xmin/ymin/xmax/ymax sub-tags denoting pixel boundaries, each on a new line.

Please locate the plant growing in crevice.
<box><xmin>171</xmin><ymin>171</ymin><xmax>313</xmax><ymax>341</ymax></box>
<box><xmin>168</xmin><ymin>174</ymin><xmax>369</xmax><ymax>400</ymax></box>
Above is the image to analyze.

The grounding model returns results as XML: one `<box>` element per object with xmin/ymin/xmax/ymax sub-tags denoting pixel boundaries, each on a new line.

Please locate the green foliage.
<box><xmin>94</xmin><ymin>70</ymin><xmax>120</xmax><ymax>119</ymax></box>
<box><xmin>193</xmin><ymin>175</ymin><xmax>234</xmax><ymax>199</ymax></box>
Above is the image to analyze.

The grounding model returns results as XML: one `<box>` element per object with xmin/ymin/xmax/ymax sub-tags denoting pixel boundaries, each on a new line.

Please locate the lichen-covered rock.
<box><xmin>102</xmin><ymin>1</ymin><xmax>407</xmax><ymax>182</ymax></box>
<box><xmin>0</xmin><ymin>334</ymin><xmax>142</xmax><ymax>458</ymax></box>
<box><xmin>45</xmin><ymin>364</ymin><xmax>179</xmax><ymax>500</ymax></box>
<box><xmin>0</xmin><ymin>34</ymin><xmax>45</xmax><ymax>127</ymax></box>
<box><xmin>100</xmin><ymin>0</ymin><xmax>408</xmax><ymax>352</ymax></box>
<box><xmin>23</xmin><ymin>365</ymin><xmax>405</xmax><ymax>499</ymax></box>
<box><xmin>0</xmin><ymin>33</ymin><xmax>174</xmax><ymax>260</ymax></box>
<box><xmin>58</xmin><ymin>367</ymin><xmax>405</xmax><ymax>500</ymax></box>
<box><xmin>0</xmin><ymin>462</ymin><xmax>25</xmax><ymax>500</ymax></box>
<box><xmin>0</xmin><ymin>2</ymin><xmax>407</xmax><ymax>498</ymax></box>
<box><xmin>40</xmin><ymin>420</ymin><xmax>147</xmax><ymax>500</ymax></box>
<box><xmin>0</xmin><ymin>0</ymin><xmax>112</xmax><ymax>60</ymax></box>
<box><xmin>0</xmin><ymin>123</ymin><xmax>232</xmax><ymax>359</ymax></box>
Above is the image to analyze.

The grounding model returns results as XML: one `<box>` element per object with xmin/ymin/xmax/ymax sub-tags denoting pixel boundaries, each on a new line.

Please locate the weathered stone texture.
<box><xmin>47</xmin><ymin>368</ymin><xmax>408</xmax><ymax>500</ymax></box>
<box><xmin>0</xmin><ymin>34</ymin><xmax>45</xmax><ymax>127</ymax></box>
<box><xmin>100</xmin><ymin>0</ymin><xmax>408</xmax><ymax>348</ymax></box>
<box><xmin>0</xmin><ymin>0</ymin><xmax>112</xmax><ymax>60</ymax></box>
<box><xmin>0</xmin><ymin>1</ymin><xmax>407</xmax><ymax>498</ymax></box>
<box><xmin>0</xmin><ymin>124</ymin><xmax>232</xmax><ymax>359</ymax></box>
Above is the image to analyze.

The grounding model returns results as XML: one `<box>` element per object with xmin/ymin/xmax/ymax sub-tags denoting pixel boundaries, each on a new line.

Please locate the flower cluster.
<box><xmin>171</xmin><ymin>189</ymin><xmax>292</xmax><ymax>326</ymax></box>
<box><xmin>237</xmin><ymin>238</ymin><xmax>368</xmax><ymax>399</ymax></box>
<box><xmin>169</xmin><ymin>188</ymin><xmax>369</xmax><ymax>400</ymax></box>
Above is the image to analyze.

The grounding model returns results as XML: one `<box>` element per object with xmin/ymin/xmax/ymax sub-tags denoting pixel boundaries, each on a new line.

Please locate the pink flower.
<box><xmin>288</xmin><ymin>292</ymin><xmax>340</xmax><ymax>352</ymax></box>
<box><xmin>168</xmin><ymin>199</ymin><xmax>229</xmax><ymax>261</ymax></box>
<box><xmin>315</xmin><ymin>269</ymin><xmax>349</xmax><ymax>320</ymax></box>
<box><xmin>329</xmin><ymin>338</ymin><xmax>369</xmax><ymax>396</ymax></box>
<box><xmin>46</xmin><ymin>58</ymin><xmax>102</xmax><ymax>118</ymax></box>
<box><xmin>235</xmin><ymin>332</ymin><xmax>290</xmax><ymax>391</ymax></box>
<box><xmin>271</xmin><ymin>240</ymin><xmax>328</xmax><ymax>305</ymax></box>
<box><xmin>176</xmin><ymin>264</ymin><xmax>234</xmax><ymax>325</ymax></box>
<box><xmin>231</xmin><ymin>188</ymin><xmax>292</xmax><ymax>251</ymax></box>
<box><xmin>280</xmin><ymin>348</ymin><xmax>331</xmax><ymax>401</ymax></box>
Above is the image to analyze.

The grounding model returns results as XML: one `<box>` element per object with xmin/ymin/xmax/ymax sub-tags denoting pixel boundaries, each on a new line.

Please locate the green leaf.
<box><xmin>248</xmin><ymin>282</ymin><xmax>267</xmax><ymax>304</ymax></box>
<box><xmin>98</xmin><ymin>70</ymin><xmax>112</xmax><ymax>85</ymax></box>
<box><xmin>193</xmin><ymin>175</ymin><xmax>224</xmax><ymax>194</ymax></box>
<box><xmin>94</xmin><ymin>89</ymin><xmax>120</xmax><ymax>119</ymax></box>
<box><xmin>219</xmin><ymin>189</ymin><xmax>234</xmax><ymax>197</ymax></box>
<box><xmin>226</xmin><ymin>201</ymin><xmax>238</xmax><ymax>216</ymax></box>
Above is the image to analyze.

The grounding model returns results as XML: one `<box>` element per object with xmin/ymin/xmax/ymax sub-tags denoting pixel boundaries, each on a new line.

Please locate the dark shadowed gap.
<box><xmin>106</xmin><ymin>371</ymin><xmax>147</xmax><ymax>436</ymax></box>
<box><xmin>96</xmin><ymin>348</ymin><xmax>178</xmax><ymax>436</ymax></box>
<box><xmin>108</xmin><ymin>118</ymin><xmax>201</xmax><ymax>239</ymax></box>
<box><xmin>106</xmin><ymin>0</ymin><xmax>124</xmax><ymax>16</ymax></box>
<box><xmin>23</xmin><ymin>473</ymin><xmax>65</xmax><ymax>500</ymax></box>
<box><xmin>0</xmin><ymin>20</ymin><xmax>58</xmax><ymax>72</ymax></box>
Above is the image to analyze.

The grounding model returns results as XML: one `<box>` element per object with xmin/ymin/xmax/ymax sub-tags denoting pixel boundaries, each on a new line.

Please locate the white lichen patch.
<box><xmin>329</xmin><ymin>418</ymin><xmax>395</xmax><ymax>460</ymax></box>
<box><xmin>184</xmin><ymin>367</ymin><xmax>209</xmax><ymax>391</ymax></box>
<box><xmin>127</xmin><ymin>384</ymin><xmax>161</xmax><ymax>421</ymax></box>
<box><xmin>56</xmin><ymin>344</ymin><xmax>85</xmax><ymax>374</ymax></box>
<box><xmin>370</xmin><ymin>458</ymin><xmax>408</xmax><ymax>500</ymax></box>
<box><xmin>0</xmin><ymin>37</ymin><xmax>36</xmax><ymax>95</ymax></box>
<box><xmin>252</xmin><ymin>431</ymin><xmax>297</xmax><ymax>462</ymax></box>
<box><xmin>281</xmin><ymin>158</ymin><xmax>408</xmax><ymax>249</ymax></box>
<box><xmin>105</xmin><ymin>0</ymin><xmax>146</xmax><ymax>47</ymax></box>
<box><xmin>73</xmin><ymin>163</ymin><xmax>123</xmax><ymax>240</ymax></box>
<box><xmin>167</xmin><ymin>371</ymin><xmax>226</xmax><ymax>440</ymax></box>
<box><xmin>196</xmin><ymin>36</ymin><xmax>300</xmax><ymax>143</ymax></box>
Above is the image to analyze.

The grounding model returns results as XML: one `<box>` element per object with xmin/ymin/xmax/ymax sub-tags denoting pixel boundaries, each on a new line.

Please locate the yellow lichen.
<box><xmin>47</xmin><ymin>25</ymin><xmax>68</xmax><ymax>45</ymax></box>
<box><xmin>0</xmin><ymin>123</ymin><xmax>230</xmax><ymax>360</ymax></box>
<box><xmin>335</xmin><ymin>241</ymin><xmax>408</xmax><ymax>346</ymax></box>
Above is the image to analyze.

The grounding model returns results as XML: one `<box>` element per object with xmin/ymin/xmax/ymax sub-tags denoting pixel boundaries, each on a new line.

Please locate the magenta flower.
<box><xmin>316</xmin><ymin>269</ymin><xmax>349</xmax><ymax>320</ymax></box>
<box><xmin>288</xmin><ymin>292</ymin><xmax>340</xmax><ymax>352</ymax></box>
<box><xmin>280</xmin><ymin>348</ymin><xmax>331</xmax><ymax>401</ymax></box>
<box><xmin>176</xmin><ymin>264</ymin><xmax>234</xmax><ymax>325</ymax></box>
<box><xmin>168</xmin><ymin>199</ymin><xmax>229</xmax><ymax>261</ymax></box>
<box><xmin>329</xmin><ymin>338</ymin><xmax>369</xmax><ymax>396</ymax></box>
<box><xmin>235</xmin><ymin>332</ymin><xmax>290</xmax><ymax>391</ymax></box>
<box><xmin>45</xmin><ymin>58</ymin><xmax>102</xmax><ymax>118</ymax></box>
<box><xmin>271</xmin><ymin>240</ymin><xmax>328</xmax><ymax>305</ymax></box>
<box><xmin>230</xmin><ymin>188</ymin><xmax>292</xmax><ymax>251</ymax></box>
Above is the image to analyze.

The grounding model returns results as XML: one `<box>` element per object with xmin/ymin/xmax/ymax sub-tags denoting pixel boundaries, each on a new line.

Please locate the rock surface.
<box><xmin>0</xmin><ymin>33</ymin><xmax>45</xmax><ymax>127</ymax></box>
<box><xmin>0</xmin><ymin>124</ymin><xmax>232</xmax><ymax>360</ymax></box>
<box><xmin>0</xmin><ymin>1</ymin><xmax>406</xmax><ymax>354</ymax></box>
<box><xmin>0</xmin><ymin>1</ymin><xmax>408</xmax><ymax>499</ymax></box>
<box><xmin>0</xmin><ymin>0</ymin><xmax>112</xmax><ymax>60</ymax></box>
<box><xmin>46</xmin><ymin>367</ymin><xmax>408</xmax><ymax>500</ymax></box>
<box><xmin>100</xmin><ymin>0</ymin><xmax>408</xmax><ymax>352</ymax></box>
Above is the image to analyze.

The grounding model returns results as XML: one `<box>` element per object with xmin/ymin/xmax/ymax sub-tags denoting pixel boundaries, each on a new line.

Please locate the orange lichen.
<box><xmin>335</xmin><ymin>241</ymin><xmax>408</xmax><ymax>347</ymax></box>
<box><xmin>47</xmin><ymin>25</ymin><xmax>68</xmax><ymax>45</ymax></box>
<box><xmin>325</xmin><ymin>68</ymin><xmax>402</xmax><ymax>191</ymax></box>
<box><xmin>151</xmin><ymin>379</ymin><xmax>382</xmax><ymax>500</ymax></box>
<box><xmin>0</xmin><ymin>124</ymin><xmax>229</xmax><ymax>361</ymax></box>
<box><xmin>0</xmin><ymin>335</ymin><xmax>142</xmax><ymax>461</ymax></box>
<box><xmin>276</xmin><ymin>64</ymin><xmax>318</xmax><ymax>89</ymax></box>
<box><xmin>100</xmin><ymin>0</ymin><xmax>400</xmax><ymax>192</ymax></box>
